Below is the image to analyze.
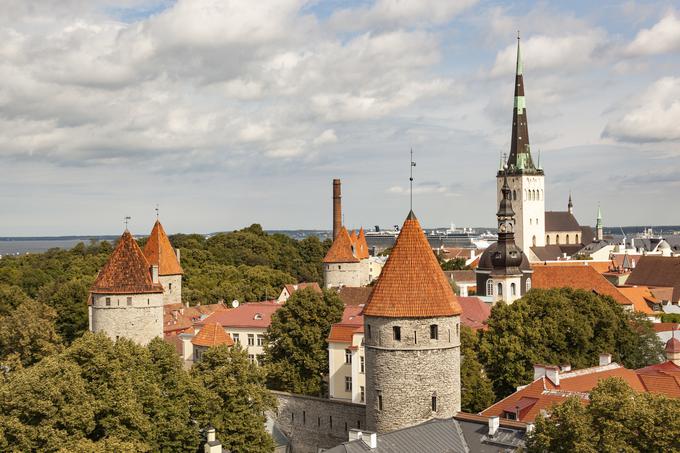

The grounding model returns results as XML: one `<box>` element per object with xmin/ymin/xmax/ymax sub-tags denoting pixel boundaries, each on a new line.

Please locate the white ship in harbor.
<box><xmin>365</xmin><ymin>223</ymin><xmax>497</xmax><ymax>252</ymax></box>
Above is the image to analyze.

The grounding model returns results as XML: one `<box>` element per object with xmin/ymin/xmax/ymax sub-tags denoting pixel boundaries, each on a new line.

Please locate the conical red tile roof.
<box><xmin>666</xmin><ymin>337</ymin><xmax>680</xmax><ymax>353</ymax></box>
<box><xmin>144</xmin><ymin>220</ymin><xmax>183</xmax><ymax>276</ymax></box>
<box><xmin>192</xmin><ymin>322</ymin><xmax>234</xmax><ymax>347</ymax></box>
<box><xmin>91</xmin><ymin>230</ymin><xmax>164</xmax><ymax>294</ymax></box>
<box><xmin>323</xmin><ymin>227</ymin><xmax>360</xmax><ymax>263</ymax></box>
<box><xmin>363</xmin><ymin>211</ymin><xmax>461</xmax><ymax>318</ymax></box>
<box><xmin>356</xmin><ymin>227</ymin><xmax>370</xmax><ymax>259</ymax></box>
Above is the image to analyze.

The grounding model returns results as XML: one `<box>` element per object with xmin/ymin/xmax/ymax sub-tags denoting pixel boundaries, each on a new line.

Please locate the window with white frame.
<box><xmin>345</xmin><ymin>376</ymin><xmax>352</xmax><ymax>392</ymax></box>
<box><xmin>487</xmin><ymin>279</ymin><xmax>494</xmax><ymax>296</ymax></box>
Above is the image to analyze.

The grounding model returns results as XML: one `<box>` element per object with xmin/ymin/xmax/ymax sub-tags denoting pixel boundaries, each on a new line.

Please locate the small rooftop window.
<box><xmin>254</xmin><ymin>313</ymin><xmax>263</xmax><ymax>320</ymax></box>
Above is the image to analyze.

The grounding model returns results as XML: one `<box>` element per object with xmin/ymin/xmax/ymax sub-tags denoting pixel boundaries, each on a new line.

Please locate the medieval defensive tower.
<box><xmin>89</xmin><ymin>230</ymin><xmax>164</xmax><ymax>345</ymax></box>
<box><xmin>363</xmin><ymin>211</ymin><xmax>462</xmax><ymax>433</ymax></box>
<box><xmin>143</xmin><ymin>219</ymin><xmax>183</xmax><ymax>305</ymax></box>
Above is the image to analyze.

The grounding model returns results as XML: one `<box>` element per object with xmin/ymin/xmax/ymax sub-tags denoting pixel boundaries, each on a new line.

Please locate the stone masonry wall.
<box><xmin>90</xmin><ymin>292</ymin><xmax>163</xmax><ymax>345</ymax></box>
<box><xmin>273</xmin><ymin>391</ymin><xmax>366</xmax><ymax>453</ymax></box>
<box><xmin>323</xmin><ymin>262</ymin><xmax>366</xmax><ymax>289</ymax></box>
<box><xmin>159</xmin><ymin>274</ymin><xmax>182</xmax><ymax>305</ymax></box>
<box><xmin>364</xmin><ymin>315</ymin><xmax>461</xmax><ymax>433</ymax></box>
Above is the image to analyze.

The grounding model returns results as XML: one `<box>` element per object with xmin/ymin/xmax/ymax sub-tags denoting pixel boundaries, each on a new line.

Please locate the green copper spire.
<box><xmin>596</xmin><ymin>205</ymin><xmax>603</xmax><ymax>228</ymax></box>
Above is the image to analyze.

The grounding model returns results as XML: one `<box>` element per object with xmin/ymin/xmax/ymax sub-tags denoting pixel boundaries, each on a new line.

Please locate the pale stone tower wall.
<box><xmin>159</xmin><ymin>274</ymin><xmax>182</xmax><ymax>305</ymax></box>
<box><xmin>90</xmin><ymin>292</ymin><xmax>164</xmax><ymax>345</ymax></box>
<box><xmin>488</xmin><ymin>274</ymin><xmax>523</xmax><ymax>305</ymax></box>
<box><xmin>323</xmin><ymin>262</ymin><xmax>368</xmax><ymax>289</ymax></box>
<box><xmin>364</xmin><ymin>315</ymin><xmax>461</xmax><ymax>433</ymax></box>
<box><xmin>498</xmin><ymin>174</ymin><xmax>545</xmax><ymax>251</ymax></box>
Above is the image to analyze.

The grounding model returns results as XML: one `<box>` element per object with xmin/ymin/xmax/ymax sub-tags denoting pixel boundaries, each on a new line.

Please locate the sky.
<box><xmin>1</xmin><ymin>0</ymin><xmax>679</xmax><ymax>236</ymax></box>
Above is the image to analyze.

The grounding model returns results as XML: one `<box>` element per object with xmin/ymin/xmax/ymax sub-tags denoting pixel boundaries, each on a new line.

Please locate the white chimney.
<box><xmin>204</xmin><ymin>427</ymin><xmax>222</xmax><ymax>453</ymax></box>
<box><xmin>488</xmin><ymin>416</ymin><xmax>500</xmax><ymax>437</ymax></box>
<box><xmin>151</xmin><ymin>264</ymin><xmax>159</xmax><ymax>283</ymax></box>
<box><xmin>599</xmin><ymin>353</ymin><xmax>612</xmax><ymax>366</ymax></box>
<box><xmin>176</xmin><ymin>248</ymin><xmax>181</xmax><ymax>263</ymax></box>
<box><xmin>545</xmin><ymin>366</ymin><xmax>560</xmax><ymax>386</ymax></box>
<box><xmin>560</xmin><ymin>363</ymin><xmax>571</xmax><ymax>372</ymax></box>
<box><xmin>533</xmin><ymin>364</ymin><xmax>546</xmax><ymax>381</ymax></box>
<box><xmin>349</xmin><ymin>429</ymin><xmax>377</xmax><ymax>448</ymax></box>
<box><xmin>178</xmin><ymin>333</ymin><xmax>194</xmax><ymax>361</ymax></box>
<box><xmin>526</xmin><ymin>423</ymin><xmax>535</xmax><ymax>434</ymax></box>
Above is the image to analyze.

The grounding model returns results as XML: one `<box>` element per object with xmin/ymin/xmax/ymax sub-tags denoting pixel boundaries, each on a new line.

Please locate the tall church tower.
<box><xmin>363</xmin><ymin>211</ymin><xmax>462</xmax><ymax>434</ymax></box>
<box><xmin>497</xmin><ymin>34</ymin><xmax>545</xmax><ymax>251</ymax></box>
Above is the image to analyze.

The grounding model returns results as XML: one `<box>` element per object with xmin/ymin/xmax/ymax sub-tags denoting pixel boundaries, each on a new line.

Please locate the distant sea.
<box><xmin>0</xmin><ymin>238</ymin><xmax>115</xmax><ymax>256</ymax></box>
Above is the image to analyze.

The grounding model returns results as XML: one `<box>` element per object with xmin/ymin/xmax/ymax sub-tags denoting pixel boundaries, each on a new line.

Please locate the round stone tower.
<box><xmin>363</xmin><ymin>211</ymin><xmax>462</xmax><ymax>434</ymax></box>
<box><xmin>89</xmin><ymin>230</ymin><xmax>164</xmax><ymax>345</ymax></box>
<box><xmin>143</xmin><ymin>219</ymin><xmax>184</xmax><ymax>305</ymax></box>
<box><xmin>322</xmin><ymin>226</ymin><xmax>364</xmax><ymax>289</ymax></box>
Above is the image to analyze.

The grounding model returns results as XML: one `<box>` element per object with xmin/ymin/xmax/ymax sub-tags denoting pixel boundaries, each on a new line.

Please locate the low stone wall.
<box><xmin>272</xmin><ymin>391</ymin><xmax>366</xmax><ymax>452</ymax></box>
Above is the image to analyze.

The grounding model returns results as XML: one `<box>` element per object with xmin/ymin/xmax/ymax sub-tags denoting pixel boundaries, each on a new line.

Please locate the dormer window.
<box><xmin>254</xmin><ymin>313</ymin><xmax>263</xmax><ymax>320</ymax></box>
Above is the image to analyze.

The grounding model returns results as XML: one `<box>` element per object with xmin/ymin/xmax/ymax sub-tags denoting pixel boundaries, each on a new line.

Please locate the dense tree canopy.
<box><xmin>265</xmin><ymin>287</ymin><xmax>344</xmax><ymax>396</ymax></box>
<box><xmin>0</xmin><ymin>332</ymin><xmax>274</xmax><ymax>453</ymax></box>
<box><xmin>527</xmin><ymin>378</ymin><xmax>680</xmax><ymax>453</ymax></box>
<box><xmin>460</xmin><ymin>326</ymin><xmax>495</xmax><ymax>413</ymax></box>
<box><xmin>479</xmin><ymin>288</ymin><xmax>665</xmax><ymax>398</ymax></box>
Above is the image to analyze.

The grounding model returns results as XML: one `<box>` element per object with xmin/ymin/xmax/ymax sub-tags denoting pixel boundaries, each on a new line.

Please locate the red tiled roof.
<box><xmin>458</xmin><ymin>296</ymin><xmax>491</xmax><ymax>331</ymax></box>
<box><xmin>617</xmin><ymin>286</ymin><xmax>659</xmax><ymax>315</ymax></box>
<box><xmin>531</xmin><ymin>264</ymin><xmax>632</xmax><ymax>306</ymax></box>
<box><xmin>336</xmin><ymin>287</ymin><xmax>373</xmax><ymax>306</ymax></box>
<box><xmin>363</xmin><ymin>211</ymin><xmax>461</xmax><ymax>318</ymax></box>
<box><xmin>91</xmin><ymin>230</ymin><xmax>164</xmax><ymax>295</ymax></box>
<box><xmin>666</xmin><ymin>337</ymin><xmax>680</xmax><ymax>353</ymax></box>
<box><xmin>283</xmin><ymin>282</ymin><xmax>322</xmax><ymax>297</ymax></box>
<box><xmin>323</xmin><ymin>227</ymin><xmax>360</xmax><ymax>263</ymax></box>
<box><xmin>328</xmin><ymin>306</ymin><xmax>364</xmax><ymax>343</ymax></box>
<box><xmin>163</xmin><ymin>302</ymin><xmax>229</xmax><ymax>335</ymax></box>
<box><xmin>482</xmin><ymin>361</ymin><xmax>680</xmax><ymax>423</ymax></box>
<box><xmin>144</xmin><ymin>220</ymin><xmax>183</xmax><ymax>276</ymax></box>
<box><xmin>198</xmin><ymin>301</ymin><xmax>280</xmax><ymax>329</ymax></box>
<box><xmin>356</xmin><ymin>228</ymin><xmax>370</xmax><ymax>260</ymax></box>
<box><xmin>192</xmin><ymin>322</ymin><xmax>234</xmax><ymax>347</ymax></box>
<box><xmin>653</xmin><ymin>322</ymin><xmax>679</xmax><ymax>333</ymax></box>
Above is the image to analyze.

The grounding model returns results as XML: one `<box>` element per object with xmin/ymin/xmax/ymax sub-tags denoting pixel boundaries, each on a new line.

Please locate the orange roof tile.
<box><xmin>652</xmin><ymin>322</ymin><xmax>679</xmax><ymax>333</ymax></box>
<box><xmin>283</xmin><ymin>282</ymin><xmax>322</xmax><ymax>297</ymax></box>
<box><xmin>349</xmin><ymin>229</ymin><xmax>358</xmax><ymax>244</ymax></box>
<box><xmin>356</xmin><ymin>228</ymin><xmax>370</xmax><ymax>259</ymax></box>
<box><xmin>666</xmin><ymin>337</ymin><xmax>680</xmax><ymax>353</ymax></box>
<box><xmin>323</xmin><ymin>227</ymin><xmax>360</xmax><ymax>263</ymax></box>
<box><xmin>363</xmin><ymin>211</ymin><xmax>461</xmax><ymax>318</ymax></box>
<box><xmin>192</xmin><ymin>322</ymin><xmax>234</xmax><ymax>347</ymax></box>
<box><xmin>91</xmin><ymin>230</ymin><xmax>164</xmax><ymax>295</ymax></box>
<box><xmin>618</xmin><ymin>286</ymin><xmax>659</xmax><ymax>315</ymax></box>
<box><xmin>143</xmin><ymin>220</ymin><xmax>183</xmax><ymax>276</ymax></box>
<box><xmin>531</xmin><ymin>265</ymin><xmax>632</xmax><ymax>306</ymax></box>
<box><xmin>328</xmin><ymin>306</ymin><xmax>364</xmax><ymax>343</ymax></box>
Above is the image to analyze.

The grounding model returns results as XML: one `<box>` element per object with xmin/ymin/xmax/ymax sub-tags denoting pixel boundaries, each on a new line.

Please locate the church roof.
<box><xmin>323</xmin><ymin>226</ymin><xmax>360</xmax><ymax>263</ymax></box>
<box><xmin>192</xmin><ymin>322</ymin><xmax>234</xmax><ymax>347</ymax></box>
<box><xmin>545</xmin><ymin>211</ymin><xmax>581</xmax><ymax>233</ymax></box>
<box><xmin>91</xmin><ymin>230</ymin><xmax>164</xmax><ymax>295</ymax></box>
<box><xmin>363</xmin><ymin>211</ymin><xmax>461</xmax><ymax>318</ymax></box>
<box><xmin>144</xmin><ymin>220</ymin><xmax>183</xmax><ymax>276</ymax></box>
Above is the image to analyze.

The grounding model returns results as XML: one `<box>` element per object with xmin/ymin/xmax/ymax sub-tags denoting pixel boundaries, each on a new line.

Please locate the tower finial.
<box><xmin>155</xmin><ymin>204</ymin><xmax>159</xmax><ymax>220</ymax></box>
<box><xmin>410</xmin><ymin>148</ymin><xmax>416</xmax><ymax>212</ymax></box>
<box><xmin>517</xmin><ymin>29</ymin><xmax>520</xmax><ymax>40</ymax></box>
<box><xmin>123</xmin><ymin>216</ymin><xmax>131</xmax><ymax>231</ymax></box>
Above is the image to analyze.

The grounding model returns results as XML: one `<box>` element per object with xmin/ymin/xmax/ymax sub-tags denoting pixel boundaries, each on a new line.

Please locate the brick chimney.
<box><xmin>333</xmin><ymin>179</ymin><xmax>342</xmax><ymax>239</ymax></box>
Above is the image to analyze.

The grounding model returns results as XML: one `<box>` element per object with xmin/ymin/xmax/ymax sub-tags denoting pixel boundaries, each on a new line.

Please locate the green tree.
<box><xmin>0</xmin><ymin>299</ymin><xmax>63</xmax><ymax>368</ymax></box>
<box><xmin>440</xmin><ymin>257</ymin><xmax>469</xmax><ymax>271</ymax></box>
<box><xmin>38</xmin><ymin>277</ymin><xmax>91</xmax><ymax>344</ymax></box>
<box><xmin>193</xmin><ymin>344</ymin><xmax>275</xmax><ymax>453</ymax></box>
<box><xmin>265</xmin><ymin>288</ymin><xmax>344</xmax><ymax>395</ymax></box>
<box><xmin>0</xmin><ymin>284</ymin><xmax>32</xmax><ymax>316</ymax></box>
<box><xmin>479</xmin><ymin>288</ymin><xmax>664</xmax><ymax>398</ymax></box>
<box><xmin>527</xmin><ymin>378</ymin><xmax>680</xmax><ymax>453</ymax></box>
<box><xmin>460</xmin><ymin>326</ymin><xmax>495</xmax><ymax>413</ymax></box>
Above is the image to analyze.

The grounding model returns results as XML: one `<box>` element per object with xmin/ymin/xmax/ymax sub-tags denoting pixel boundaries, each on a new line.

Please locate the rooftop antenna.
<box><xmin>123</xmin><ymin>216</ymin><xmax>131</xmax><ymax>231</ymax></box>
<box><xmin>155</xmin><ymin>204</ymin><xmax>159</xmax><ymax>220</ymax></box>
<box><xmin>410</xmin><ymin>148</ymin><xmax>416</xmax><ymax>211</ymax></box>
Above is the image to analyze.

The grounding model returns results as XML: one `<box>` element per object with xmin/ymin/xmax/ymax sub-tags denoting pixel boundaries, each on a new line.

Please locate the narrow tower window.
<box><xmin>430</xmin><ymin>324</ymin><xmax>438</xmax><ymax>340</ymax></box>
<box><xmin>511</xmin><ymin>283</ymin><xmax>517</xmax><ymax>296</ymax></box>
<box><xmin>393</xmin><ymin>326</ymin><xmax>401</xmax><ymax>341</ymax></box>
<box><xmin>378</xmin><ymin>392</ymin><xmax>383</xmax><ymax>411</ymax></box>
<box><xmin>497</xmin><ymin>283</ymin><xmax>503</xmax><ymax>296</ymax></box>
<box><xmin>367</xmin><ymin>324</ymin><xmax>371</xmax><ymax>338</ymax></box>
<box><xmin>432</xmin><ymin>394</ymin><xmax>437</xmax><ymax>412</ymax></box>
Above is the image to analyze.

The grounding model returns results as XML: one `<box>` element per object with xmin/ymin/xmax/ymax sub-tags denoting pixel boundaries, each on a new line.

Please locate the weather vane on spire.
<box><xmin>123</xmin><ymin>216</ymin><xmax>131</xmax><ymax>231</ymax></box>
<box><xmin>155</xmin><ymin>204</ymin><xmax>159</xmax><ymax>220</ymax></box>
<box><xmin>410</xmin><ymin>148</ymin><xmax>416</xmax><ymax>211</ymax></box>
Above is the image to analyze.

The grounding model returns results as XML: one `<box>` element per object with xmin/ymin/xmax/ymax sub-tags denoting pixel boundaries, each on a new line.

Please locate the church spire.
<box><xmin>568</xmin><ymin>192</ymin><xmax>573</xmax><ymax>214</ymax></box>
<box><xmin>504</xmin><ymin>32</ymin><xmax>541</xmax><ymax>176</ymax></box>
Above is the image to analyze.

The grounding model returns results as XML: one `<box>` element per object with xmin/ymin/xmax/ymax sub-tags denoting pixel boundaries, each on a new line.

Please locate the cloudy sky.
<box><xmin>1</xmin><ymin>0</ymin><xmax>679</xmax><ymax>236</ymax></box>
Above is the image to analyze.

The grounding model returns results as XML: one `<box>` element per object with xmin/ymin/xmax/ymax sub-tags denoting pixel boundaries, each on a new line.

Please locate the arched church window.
<box><xmin>556</xmin><ymin>235</ymin><xmax>560</xmax><ymax>245</ymax></box>
<box><xmin>529</xmin><ymin>218</ymin><xmax>532</xmax><ymax>225</ymax></box>
<box><xmin>497</xmin><ymin>283</ymin><xmax>503</xmax><ymax>296</ymax></box>
<box><xmin>576</xmin><ymin>234</ymin><xmax>579</xmax><ymax>243</ymax></box>
<box><xmin>566</xmin><ymin>234</ymin><xmax>570</xmax><ymax>244</ymax></box>
<box><xmin>487</xmin><ymin>280</ymin><xmax>494</xmax><ymax>296</ymax></box>
<box><xmin>526</xmin><ymin>278</ymin><xmax>532</xmax><ymax>292</ymax></box>
<box><xmin>513</xmin><ymin>190</ymin><xmax>517</xmax><ymax>200</ymax></box>
<box><xmin>546</xmin><ymin>235</ymin><xmax>550</xmax><ymax>245</ymax></box>
<box><xmin>511</xmin><ymin>283</ymin><xmax>516</xmax><ymax>296</ymax></box>
<box><xmin>532</xmin><ymin>236</ymin><xmax>536</xmax><ymax>247</ymax></box>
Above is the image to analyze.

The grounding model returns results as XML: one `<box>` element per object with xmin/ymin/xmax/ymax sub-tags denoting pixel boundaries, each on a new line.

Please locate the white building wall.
<box><xmin>328</xmin><ymin>334</ymin><xmax>366</xmax><ymax>404</ymax></box>
<box><xmin>487</xmin><ymin>275</ymin><xmax>523</xmax><ymax>305</ymax></box>
<box><xmin>90</xmin><ymin>292</ymin><xmax>164</xmax><ymax>345</ymax></box>
<box><xmin>499</xmin><ymin>174</ymin><xmax>545</xmax><ymax>251</ymax></box>
<box><xmin>219</xmin><ymin>326</ymin><xmax>266</xmax><ymax>363</ymax></box>
<box><xmin>324</xmin><ymin>262</ymin><xmax>366</xmax><ymax>289</ymax></box>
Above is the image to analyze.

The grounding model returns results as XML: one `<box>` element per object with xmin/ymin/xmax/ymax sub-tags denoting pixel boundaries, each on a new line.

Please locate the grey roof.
<box><xmin>580</xmin><ymin>226</ymin><xmax>595</xmax><ymax>245</ymax></box>
<box><xmin>578</xmin><ymin>240</ymin><xmax>611</xmax><ymax>255</ymax></box>
<box><xmin>326</xmin><ymin>416</ymin><xmax>526</xmax><ymax>453</ymax></box>
<box><xmin>545</xmin><ymin>211</ymin><xmax>581</xmax><ymax>232</ymax></box>
<box><xmin>531</xmin><ymin>245</ymin><xmax>584</xmax><ymax>261</ymax></box>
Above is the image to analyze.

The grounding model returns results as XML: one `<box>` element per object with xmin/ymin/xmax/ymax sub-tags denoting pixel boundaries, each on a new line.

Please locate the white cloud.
<box><xmin>313</xmin><ymin>129</ymin><xmax>337</xmax><ymax>146</ymax></box>
<box><xmin>602</xmin><ymin>77</ymin><xmax>680</xmax><ymax>143</ymax></box>
<box><xmin>329</xmin><ymin>0</ymin><xmax>477</xmax><ymax>31</ymax></box>
<box><xmin>626</xmin><ymin>12</ymin><xmax>680</xmax><ymax>56</ymax></box>
<box><xmin>489</xmin><ymin>31</ymin><xmax>607</xmax><ymax>77</ymax></box>
<box><xmin>387</xmin><ymin>182</ymin><xmax>457</xmax><ymax>196</ymax></box>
